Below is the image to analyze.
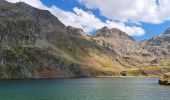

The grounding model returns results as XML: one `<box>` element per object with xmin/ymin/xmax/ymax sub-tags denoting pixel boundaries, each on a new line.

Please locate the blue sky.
<box><xmin>6</xmin><ymin>0</ymin><xmax>170</xmax><ymax>41</ymax></box>
<box><xmin>137</xmin><ymin>22</ymin><xmax>170</xmax><ymax>41</ymax></box>
<box><xmin>41</xmin><ymin>0</ymin><xmax>170</xmax><ymax>41</ymax></box>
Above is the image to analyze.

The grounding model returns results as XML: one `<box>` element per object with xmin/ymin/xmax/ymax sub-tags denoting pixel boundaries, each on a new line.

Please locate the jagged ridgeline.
<box><xmin>0</xmin><ymin>0</ymin><xmax>170</xmax><ymax>79</ymax></box>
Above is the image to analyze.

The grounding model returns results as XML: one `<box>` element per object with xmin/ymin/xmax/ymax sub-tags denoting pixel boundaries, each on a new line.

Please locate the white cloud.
<box><xmin>78</xmin><ymin>0</ymin><xmax>170</xmax><ymax>24</ymax></box>
<box><xmin>50</xmin><ymin>6</ymin><xmax>145</xmax><ymax>36</ymax></box>
<box><xmin>5</xmin><ymin>0</ymin><xmax>145</xmax><ymax>36</ymax></box>
<box><xmin>49</xmin><ymin>6</ymin><xmax>106</xmax><ymax>33</ymax></box>
<box><xmin>106</xmin><ymin>20</ymin><xmax>145</xmax><ymax>36</ymax></box>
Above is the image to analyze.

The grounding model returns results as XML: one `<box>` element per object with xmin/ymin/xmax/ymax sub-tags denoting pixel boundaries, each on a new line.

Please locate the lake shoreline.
<box><xmin>0</xmin><ymin>76</ymin><xmax>160</xmax><ymax>80</ymax></box>
<box><xmin>97</xmin><ymin>76</ymin><xmax>160</xmax><ymax>78</ymax></box>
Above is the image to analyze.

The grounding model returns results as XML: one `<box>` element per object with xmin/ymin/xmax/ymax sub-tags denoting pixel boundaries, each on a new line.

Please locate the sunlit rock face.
<box><xmin>159</xmin><ymin>73</ymin><xmax>170</xmax><ymax>85</ymax></box>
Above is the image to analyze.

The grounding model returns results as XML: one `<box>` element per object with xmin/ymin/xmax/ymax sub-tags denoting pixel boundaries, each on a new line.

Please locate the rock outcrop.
<box><xmin>159</xmin><ymin>72</ymin><xmax>170</xmax><ymax>85</ymax></box>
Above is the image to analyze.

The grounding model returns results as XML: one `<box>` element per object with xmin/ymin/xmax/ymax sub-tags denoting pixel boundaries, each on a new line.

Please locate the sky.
<box><xmin>6</xmin><ymin>0</ymin><xmax>170</xmax><ymax>41</ymax></box>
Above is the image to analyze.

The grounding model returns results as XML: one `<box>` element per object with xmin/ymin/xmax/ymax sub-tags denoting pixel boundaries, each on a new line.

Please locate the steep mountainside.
<box><xmin>0</xmin><ymin>0</ymin><xmax>117</xmax><ymax>78</ymax></box>
<box><xmin>0</xmin><ymin>0</ymin><xmax>170</xmax><ymax>79</ymax></box>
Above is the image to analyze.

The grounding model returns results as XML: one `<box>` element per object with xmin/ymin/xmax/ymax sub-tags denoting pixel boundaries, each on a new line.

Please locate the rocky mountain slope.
<box><xmin>0</xmin><ymin>0</ymin><xmax>170</xmax><ymax>79</ymax></box>
<box><xmin>93</xmin><ymin>27</ymin><xmax>151</xmax><ymax>67</ymax></box>
<box><xmin>141</xmin><ymin>29</ymin><xmax>170</xmax><ymax>66</ymax></box>
<box><xmin>0</xmin><ymin>0</ymin><xmax>117</xmax><ymax>78</ymax></box>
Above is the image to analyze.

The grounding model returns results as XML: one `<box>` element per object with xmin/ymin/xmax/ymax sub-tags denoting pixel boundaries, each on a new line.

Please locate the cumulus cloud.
<box><xmin>49</xmin><ymin>6</ymin><xmax>145</xmax><ymax>35</ymax></box>
<box><xmin>5</xmin><ymin>0</ymin><xmax>145</xmax><ymax>36</ymax></box>
<box><xmin>106</xmin><ymin>21</ymin><xmax>145</xmax><ymax>36</ymax></box>
<box><xmin>49</xmin><ymin>6</ymin><xmax>106</xmax><ymax>33</ymax></box>
<box><xmin>78</xmin><ymin>0</ymin><xmax>170</xmax><ymax>24</ymax></box>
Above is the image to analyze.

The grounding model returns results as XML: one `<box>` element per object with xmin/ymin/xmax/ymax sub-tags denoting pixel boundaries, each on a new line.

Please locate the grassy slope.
<box><xmin>96</xmin><ymin>66</ymin><xmax>170</xmax><ymax>77</ymax></box>
<box><xmin>0</xmin><ymin>46</ymin><xmax>110</xmax><ymax>79</ymax></box>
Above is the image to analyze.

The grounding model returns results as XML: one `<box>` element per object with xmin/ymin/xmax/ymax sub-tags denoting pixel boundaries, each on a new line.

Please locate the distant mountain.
<box><xmin>140</xmin><ymin>29</ymin><xmax>170</xmax><ymax>67</ymax></box>
<box><xmin>144</xmin><ymin>28</ymin><xmax>170</xmax><ymax>46</ymax></box>
<box><xmin>92</xmin><ymin>26</ymin><xmax>135</xmax><ymax>52</ymax></box>
<box><xmin>93</xmin><ymin>26</ymin><xmax>134</xmax><ymax>41</ymax></box>
<box><xmin>93</xmin><ymin>27</ymin><xmax>156</xmax><ymax>68</ymax></box>
<box><xmin>164</xmin><ymin>27</ymin><xmax>170</xmax><ymax>34</ymax></box>
<box><xmin>141</xmin><ymin>29</ymin><xmax>170</xmax><ymax>56</ymax></box>
<box><xmin>0</xmin><ymin>0</ymin><xmax>169</xmax><ymax>79</ymax></box>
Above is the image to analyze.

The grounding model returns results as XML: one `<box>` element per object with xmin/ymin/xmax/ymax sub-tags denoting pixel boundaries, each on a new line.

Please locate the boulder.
<box><xmin>159</xmin><ymin>72</ymin><xmax>170</xmax><ymax>85</ymax></box>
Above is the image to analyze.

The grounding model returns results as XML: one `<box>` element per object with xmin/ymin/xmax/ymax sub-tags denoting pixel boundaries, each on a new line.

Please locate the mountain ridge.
<box><xmin>0</xmin><ymin>0</ymin><xmax>170</xmax><ymax>79</ymax></box>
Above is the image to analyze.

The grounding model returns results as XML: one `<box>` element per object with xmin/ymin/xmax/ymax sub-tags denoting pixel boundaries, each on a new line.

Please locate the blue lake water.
<box><xmin>0</xmin><ymin>78</ymin><xmax>170</xmax><ymax>100</ymax></box>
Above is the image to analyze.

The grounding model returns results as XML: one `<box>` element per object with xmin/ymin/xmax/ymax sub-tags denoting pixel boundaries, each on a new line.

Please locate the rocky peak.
<box><xmin>16</xmin><ymin>1</ymin><xmax>65</xmax><ymax>29</ymax></box>
<box><xmin>66</xmin><ymin>26</ymin><xmax>90</xmax><ymax>40</ymax></box>
<box><xmin>111</xmin><ymin>28</ymin><xmax>134</xmax><ymax>41</ymax></box>
<box><xmin>66</xmin><ymin>26</ymin><xmax>86</xmax><ymax>36</ymax></box>
<box><xmin>92</xmin><ymin>26</ymin><xmax>111</xmax><ymax>38</ymax></box>
<box><xmin>16</xmin><ymin>2</ymin><xmax>32</xmax><ymax>9</ymax></box>
<box><xmin>164</xmin><ymin>27</ymin><xmax>170</xmax><ymax>34</ymax></box>
<box><xmin>93</xmin><ymin>26</ymin><xmax>134</xmax><ymax>41</ymax></box>
<box><xmin>92</xmin><ymin>26</ymin><xmax>136</xmax><ymax>54</ymax></box>
<box><xmin>0</xmin><ymin>0</ymin><xmax>7</xmax><ymax>3</ymax></box>
<box><xmin>143</xmin><ymin>27</ymin><xmax>170</xmax><ymax>46</ymax></box>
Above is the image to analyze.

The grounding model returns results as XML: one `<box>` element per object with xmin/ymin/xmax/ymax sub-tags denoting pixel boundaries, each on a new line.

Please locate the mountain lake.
<box><xmin>0</xmin><ymin>78</ymin><xmax>169</xmax><ymax>100</ymax></box>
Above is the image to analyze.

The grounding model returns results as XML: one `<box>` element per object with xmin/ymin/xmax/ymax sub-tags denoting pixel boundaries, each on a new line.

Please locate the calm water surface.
<box><xmin>0</xmin><ymin>78</ymin><xmax>169</xmax><ymax>100</ymax></box>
